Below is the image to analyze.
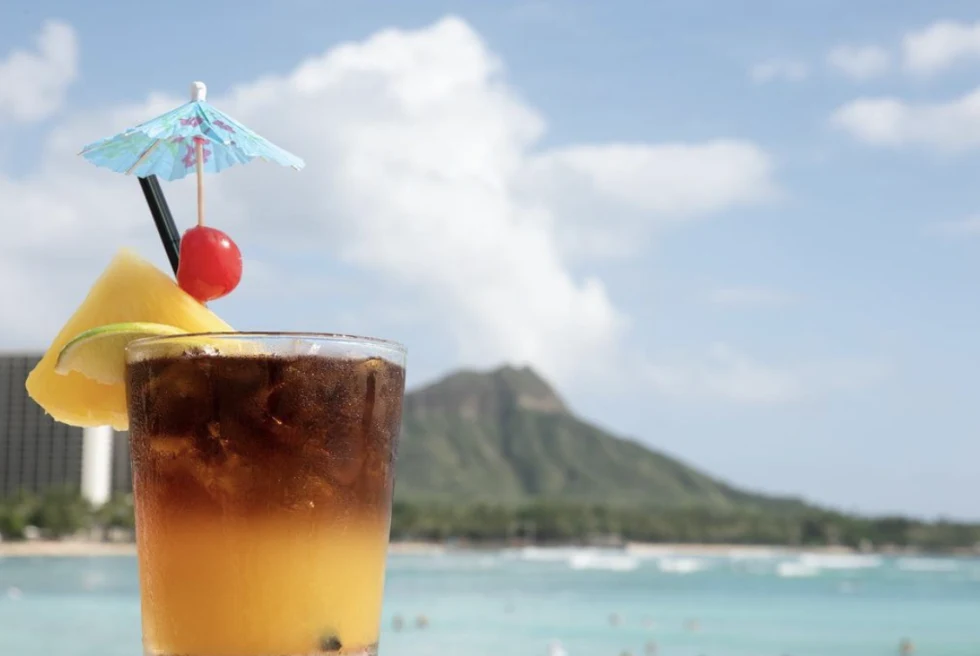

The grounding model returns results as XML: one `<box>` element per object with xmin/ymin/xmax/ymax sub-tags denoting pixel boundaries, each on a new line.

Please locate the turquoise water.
<box><xmin>1</xmin><ymin>548</ymin><xmax>979</xmax><ymax>655</ymax></box>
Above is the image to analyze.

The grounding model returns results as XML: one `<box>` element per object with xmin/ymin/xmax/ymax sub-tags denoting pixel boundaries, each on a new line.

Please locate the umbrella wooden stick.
<box><xmin>196</xmin><ymin>140</ymin><xmax>205</xmax><ymax>227</ymax></box>
<box><xmin>190</xmin><ymin>81</ymin><xmax>207</xmax><ymax>228</ymax></box>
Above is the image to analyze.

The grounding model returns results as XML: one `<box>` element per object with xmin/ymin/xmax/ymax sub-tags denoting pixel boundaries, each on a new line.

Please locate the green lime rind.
<box><xmin>54</xmin><ymin>322</ymin><xmax>186</xmax><ymax>385</ymax></box>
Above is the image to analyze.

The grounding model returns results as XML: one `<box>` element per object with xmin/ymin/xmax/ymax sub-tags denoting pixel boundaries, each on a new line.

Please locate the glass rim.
<box><xmin>126</xmin><ymin>331</ymin><xmax>407</xmax><ymax>356</ymax></box>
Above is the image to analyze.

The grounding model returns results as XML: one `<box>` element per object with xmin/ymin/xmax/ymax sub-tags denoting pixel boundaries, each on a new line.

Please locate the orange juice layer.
<box><xmin>137</xmin><ymin>512</ymin><xmax>390</xmax><ymax>655</ymax></box>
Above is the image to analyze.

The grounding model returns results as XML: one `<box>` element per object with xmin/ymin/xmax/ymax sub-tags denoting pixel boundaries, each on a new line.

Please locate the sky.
<box><xmin>2</xmin><ymin>0</ymin><xmax>980</xmax><ymax>520</ymax></box>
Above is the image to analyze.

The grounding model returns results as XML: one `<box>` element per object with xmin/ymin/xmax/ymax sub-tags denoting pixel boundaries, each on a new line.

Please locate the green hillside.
<box><xmin>394</xmin><ymin>365</ymin><xmax>805</xmax><ymax>512</ymax></box>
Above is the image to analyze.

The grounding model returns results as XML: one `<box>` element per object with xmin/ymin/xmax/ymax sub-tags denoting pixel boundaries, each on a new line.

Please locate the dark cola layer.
<box><xmin>127</xmin><ymin>354</ymin><xmax>405</xmax><ymax>515</ymax></box>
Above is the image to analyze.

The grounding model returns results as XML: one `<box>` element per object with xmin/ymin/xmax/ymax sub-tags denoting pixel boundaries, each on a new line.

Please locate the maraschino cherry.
<box><xmin>175</xmin><ymin>123</ymin><xmax>243</xmax><ymax>303</ymax></box>
<box><xmin>176</xmin><ymin>225</ymin><xmax>242</xmax><ymax>303</ymax></box>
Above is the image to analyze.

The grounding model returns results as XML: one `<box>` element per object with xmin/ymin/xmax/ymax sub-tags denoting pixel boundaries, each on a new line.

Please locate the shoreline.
<box><xmin>0</xmin><ymin>540</ymin><xmax>447</xmax><ymax>558</ymax></box>
<box><xmin>0</xmin><ymin>541</ymin><xmax>137</xmax><ymax>557</ymax></box>
<box><xmin>1</xmin><ymin>539</ymin><xmax>972</xmax><ymax>558</ymax></box>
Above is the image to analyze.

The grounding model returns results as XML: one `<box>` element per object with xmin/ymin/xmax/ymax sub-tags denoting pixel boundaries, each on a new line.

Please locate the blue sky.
<box><xmin>3</xmin><ymin>0</ymin><xmax>980</xmax><ymax>519</ymax></box>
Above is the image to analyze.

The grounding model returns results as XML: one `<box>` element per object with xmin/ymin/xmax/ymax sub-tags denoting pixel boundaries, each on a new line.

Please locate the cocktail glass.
<box><xmin>125</xmin><ymin>332</ymin><xmax>406</xmax><ymax>656</ymax></box>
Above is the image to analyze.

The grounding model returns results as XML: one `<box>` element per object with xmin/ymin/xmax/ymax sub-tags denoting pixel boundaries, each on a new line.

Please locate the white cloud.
<box><xmin>827</xmin><ymin>45</ymin><xmax>891</xmax><ymax>80</ymax></box>
<box><xmin>830</xmin><ymin>86</ymin><xmax>980</xmax><ymax>152</ymax></box>
<box><xmin>0</xmin><ymin>20</ymin><xmax>78</xmax><ymax>123</ymax></box>
<box><xmin>0</xmin><ymin>17</ymin><xmax>778</xmax><ymax>389</ymax></box>
<box><xmin>646</xmin><ymin>343</ymin><xmax>884</xmax><ymax>405</ymax></box>
<box><xmin>708</xmin><ymin>286</ymin><xmax>794</xmax><ymax>307</ymax></box>
<box><xmin>903</xmin><ymin>19</ymin><xmax>980</xmax><ymax>75</ymax></box>
<box><xmin>522</xmin><ymin>141</ymin><xmax>775</xmax><ymax>258</ymax></box>
<box><xmin>749</xmin><ymin>58</ymin><xmax>808</xmax><ymax>84</ymax></box>
<box><xmin>526</xmin><ymin>142</ymin><xmax>774</xmax><ymax>214</ymax></box>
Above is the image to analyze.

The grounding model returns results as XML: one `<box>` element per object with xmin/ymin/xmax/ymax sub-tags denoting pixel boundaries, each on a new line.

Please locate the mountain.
<box><xmin>394</xmin><ymin>365</ymin><xmax>806</xmax><ymax>512</ymax></box>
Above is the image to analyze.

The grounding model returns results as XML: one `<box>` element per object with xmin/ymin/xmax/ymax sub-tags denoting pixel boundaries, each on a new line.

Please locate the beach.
<box><xmin>0</xmin><ymin>538</ymin><xmax>906</xmax><ymax>558</ymax></box>
<box><xmin>0</xmin><ymin>539</ymin><xmax>452</xmax><ymax>558</ymax></box>
<box><xmin>0</xmin><ymin>540</ymin><xmax>136</xmax><ymax>557</ymax></box>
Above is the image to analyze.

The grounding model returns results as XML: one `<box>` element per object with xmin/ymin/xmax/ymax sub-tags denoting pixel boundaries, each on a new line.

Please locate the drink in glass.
<box><xmin>125</xmin><ymin>333</ymin><xmax>406</xmax><ymax>656</ymax></box>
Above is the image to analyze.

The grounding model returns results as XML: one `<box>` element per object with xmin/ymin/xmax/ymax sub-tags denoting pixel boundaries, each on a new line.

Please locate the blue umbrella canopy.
<box><xmin>80</xmin><ymin>82</ymin><xmax>304</xmax><ymax>237</ymax></box>
<box><xmin>80</xmin><ymin>81</ymin><xmax>304</xmax><ymax>181</ymax></box>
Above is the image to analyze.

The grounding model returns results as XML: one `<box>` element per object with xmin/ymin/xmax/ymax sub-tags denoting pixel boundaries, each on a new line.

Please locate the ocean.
<box><xmin>1</xmin><ymin>548</ymin><xmax>978</xmax><ymax>656</ymax></box>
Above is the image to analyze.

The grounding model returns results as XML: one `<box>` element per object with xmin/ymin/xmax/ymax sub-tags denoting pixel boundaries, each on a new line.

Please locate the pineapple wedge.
<box><xmin>26</xmin><ymin>248</ymin><xmax>233</xmax><ymax>430</ymax></box>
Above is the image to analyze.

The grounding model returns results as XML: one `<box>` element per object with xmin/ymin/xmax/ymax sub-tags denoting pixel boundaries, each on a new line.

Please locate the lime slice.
<box><xmin>54</xmin><ymin>322</ymin><xmax>186</xmax><ymax>385</ymax></box>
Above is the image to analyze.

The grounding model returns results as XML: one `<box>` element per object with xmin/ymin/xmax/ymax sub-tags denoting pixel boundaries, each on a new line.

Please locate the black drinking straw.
<box><xmin>138</xmin><ymin>175</ymin><xmax>181</xmax><ymax>274</ymax></box>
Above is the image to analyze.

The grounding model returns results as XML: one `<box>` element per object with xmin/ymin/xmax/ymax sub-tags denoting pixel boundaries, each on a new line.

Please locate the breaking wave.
<box><xmin>798</xmin><ymin>554</ymin><xmax>882</xmax><ymax>570</ymax></box>
<box><xmin>657</xmin><ymin>557</ymin><xmax>709</xmax><ymax>574</ymax></box>
<box><xmin>777</xmin><ymin>561</ymin><xmax>820</xmax><ymax>578</ymax></box>
<box><xmin>896</xmin><ymin>558</ymin><xmax>961</xmax><ymax>572</ymax></box>
<box><xmin>568</xmin><ymin>552</ymin><xmax>640</xmax><ymax>572</ymax></box>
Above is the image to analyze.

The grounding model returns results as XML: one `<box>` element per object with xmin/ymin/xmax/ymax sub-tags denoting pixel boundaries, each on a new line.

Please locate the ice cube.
<box><xmin>192</xmin><ymin>420</ymin><xmax>230</xmax><ymax>464</ymax></box>
<box><xmin>266</xmin><ymin>357</ymin><xmax>345</xmax><ymax>434</ymax></box>
<box><xmin>142</xmin><ymin>358</ymin><xmax>213</xmax><ymax>435</ymax></box>
<box><xmin>147</xmin><ymin>434</ymin><xmax>195</xmax><ymax>460</ymax></box>
<box><xmin>202</xmin><ymin>451</ymin><xmax>251</xmax><ymax>502</ymax></box>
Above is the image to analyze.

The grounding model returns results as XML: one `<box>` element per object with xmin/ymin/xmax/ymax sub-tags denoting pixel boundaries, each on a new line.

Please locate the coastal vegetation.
<box><xmin>1</xmin><ymin>490</ymin><xmax>977</xmax><ymax>553</ymax></box>
<box><xmin>0</xmin><ymin>488</ymin><xmax>133</xmax><ymax>540</ymax></box>
<box><xmin>389</xmin><ymin>501</ymin><xmax>980</xmax><ymax>552</ymax></box>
